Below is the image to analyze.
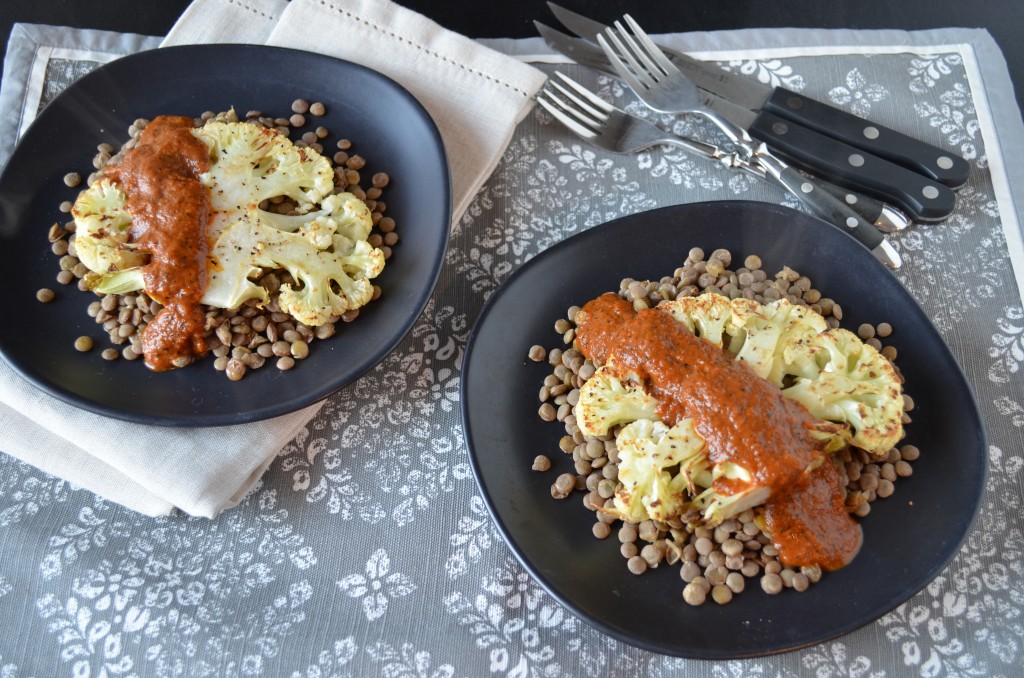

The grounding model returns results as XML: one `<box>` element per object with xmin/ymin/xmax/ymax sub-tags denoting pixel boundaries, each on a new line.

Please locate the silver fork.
<box><xmin>596</xmin><ymin>15</ymin><xmax>756</xmax><ymax>157</ymax></box>
<box><xmin>536</xmin><ymin>72</ymin><xmax>750</xmax><ymax>173</ymax></box>
<box><xmin>536</xmin><ymin>72</ymin><xmax>902</xmax><ymax>269</ymax></box>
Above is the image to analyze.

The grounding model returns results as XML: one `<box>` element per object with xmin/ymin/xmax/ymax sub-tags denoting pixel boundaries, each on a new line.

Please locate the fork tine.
<box><xmin>623</xmin><ymin>14</ymin><xmax>676</xmax><ymax>76</ymax></box>
<box><xmin>553</xmin><ymin>72</ymin><xmax>613</xmax><ymax>116</ymax></box>
<box><xmin>548</xmin><ymin>83</ymin><xmax>602</xmax><ymax>129</ymax></box>
<box><xmin>611</xmin><ymin>18</ymin><xmax>667</xmax><ymax>81</ymax></box>
<box><xmin>596</xmin><ymin>32</ymin><xmax>651</xmax><ymax>94</ymax></box>
<box><xmin>536</xmin><ymin>89</ymin><xmax>600</xmax><ymax>141</ymax></box>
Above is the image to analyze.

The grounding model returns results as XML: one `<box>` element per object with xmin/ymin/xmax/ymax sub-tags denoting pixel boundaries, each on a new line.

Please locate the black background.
<box><xmin>0</xmin><ymin>0</ymin><xmax>1021</xmax><ymax>111</ymax></box>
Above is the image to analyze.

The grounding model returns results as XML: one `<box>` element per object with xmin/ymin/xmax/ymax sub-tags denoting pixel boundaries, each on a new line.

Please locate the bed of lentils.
<box><xmin>36</xmin><ymin>100</ymin><xmax>398</xmax><ymax>380</ymax></box>
<box><xmin>527</xmin><ymin>247</ymin><xmax>918</xmax><ymax>607</ymax></box>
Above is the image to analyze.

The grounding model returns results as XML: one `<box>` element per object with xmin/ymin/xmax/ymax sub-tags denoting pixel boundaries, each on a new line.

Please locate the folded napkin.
<box><xmin>0</xmin><ymin>0</ymin><xmax>546</xmax><ymax>518</ymax></box>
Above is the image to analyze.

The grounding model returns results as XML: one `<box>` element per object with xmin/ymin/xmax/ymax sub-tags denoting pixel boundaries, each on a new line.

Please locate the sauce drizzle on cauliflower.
<box><xmin>83</xmin><ymin>116</ymin><xmax>211</xmax><ymax>371</ymax></box>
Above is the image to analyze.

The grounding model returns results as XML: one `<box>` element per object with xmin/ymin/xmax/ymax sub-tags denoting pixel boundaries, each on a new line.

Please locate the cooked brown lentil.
<box><xmin>50</xmin><ymin>102</ymin><xmax>397</xmax><ymax>379</ymax></box>
<box><xmin>529</xmin><ymin>247</ymin><xmax>915</xmax><ymax>607</ymax></box>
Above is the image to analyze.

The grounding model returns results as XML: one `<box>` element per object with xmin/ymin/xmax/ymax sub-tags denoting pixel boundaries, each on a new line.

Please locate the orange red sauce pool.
<box><xmin>575</xmin><ymin>293</ymin><xmax>862</xmax><ymax>570</ymax></box>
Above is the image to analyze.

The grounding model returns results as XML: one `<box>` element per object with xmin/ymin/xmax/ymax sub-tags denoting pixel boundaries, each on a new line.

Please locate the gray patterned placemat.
<box><xmin>2</xmin><ymin>23</ymin><xmax>1024</xmax><ymax>678</ymax></box>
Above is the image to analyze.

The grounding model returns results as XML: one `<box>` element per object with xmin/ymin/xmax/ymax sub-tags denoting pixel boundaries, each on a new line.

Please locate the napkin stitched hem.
<box><xmin>313</xmin><ymin>1</ymin><xmax>536</xmax><ymax>98</ymax></box>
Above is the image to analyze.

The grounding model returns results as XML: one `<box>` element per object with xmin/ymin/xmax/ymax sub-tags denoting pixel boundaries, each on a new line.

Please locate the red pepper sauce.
<box><xmin>107</xmin><ymin>116</ymin><xmax>211</xmax><ymax>371</ymax></box>
<box><xmin>575</xmin><ymin>293</ymin><xmax>862</xmax><ymax>570</ymax></box>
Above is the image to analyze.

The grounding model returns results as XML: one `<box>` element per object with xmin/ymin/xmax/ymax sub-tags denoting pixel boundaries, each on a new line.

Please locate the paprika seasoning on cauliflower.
<box><xmin>573</xmin><ymin>292</ymin><xmax>905</xmax><ymax>571</ymax></box>
<box><xmin>73</xmin><ymin>118</ymin><xmax>385</xmax><ymax>370</ymax></box>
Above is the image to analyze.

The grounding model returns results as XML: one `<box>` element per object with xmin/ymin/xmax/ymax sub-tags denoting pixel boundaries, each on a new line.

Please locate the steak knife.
<box><xmin>538</xmin><ymin>8</ymin><xmax>960</xmax><ymax>222</ymax></box>
<box><xmin>546</xmin><ymin>2</ymin><xmax>969</xmax><ymax>190</ymax></box>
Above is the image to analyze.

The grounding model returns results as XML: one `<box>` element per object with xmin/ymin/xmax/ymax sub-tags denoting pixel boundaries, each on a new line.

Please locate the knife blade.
<box><xmin>546</xmin><ymin>2</ymin><xmax>969</xmax><ymax>189</ymax></box>
<box><xmin>536</xmin><ymin>18</ymin><xmax>954</xmax><ymax>222</ymax></box>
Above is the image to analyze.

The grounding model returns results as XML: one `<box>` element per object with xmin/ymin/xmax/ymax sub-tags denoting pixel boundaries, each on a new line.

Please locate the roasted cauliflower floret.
<box><xmin>259</xmin><ymin>192</ymin><xmax>373</xmax><ymax>243</ymax></box>
<box><xmin>726</xmin><ymin>297</ymin><xmax>829</xmax><ymax>386</ymax></box>
<box><xmin>70</xmin><ymin>178</ymin><xmax>146</xmax><ymax>274</ymax></box>
<box><xmin>202</xmin><ymin>207</ymin><xmax>384</xmax><ymax>325</ymax></box>
<box><xmin>604</xmin><ymin>418</ymin><xmax>710</xmax><ymax>523</ymax></box>
<box><xmin>192</xmin><ymin>121</ymin><xmax>334</xmax><ymax>218</ymax></box>
<box><xmin>574</xmin><ymin>364</ymin><xmax>660</xmax><ymax>438</ymax></box>
<box><xmin>782</xmin><ymin>328</ymin><xmax>905</xmax><ymax>454</ymax></box>
<box><xmin>659</xmin><ymin>293</ymin><xmax>734</xmax><ymax>348</ymax></box>
<box><xmin>692</xmin><ymin>461</ymin><xmax>772</xmax><ymax>527</ymax></box>
<box><xmin>659</xmin><ymin>293</ymin><xmax>903</xmax><ymax>454</ymax></box>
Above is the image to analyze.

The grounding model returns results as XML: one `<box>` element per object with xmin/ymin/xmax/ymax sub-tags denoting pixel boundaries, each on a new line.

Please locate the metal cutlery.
<box><xmin>537</xmin><ymin>72</ymin><xmax>902</xmax><ymax>269</ymax></box>
<box><xmin>537</xmin><ymin>3</ymin><xmax>961</xmax><ymax>223</ymax></box>
<box><xmin>598</xmin><ymin>17</ymin><xmax>757</xmax><ymax>162</ymax></box>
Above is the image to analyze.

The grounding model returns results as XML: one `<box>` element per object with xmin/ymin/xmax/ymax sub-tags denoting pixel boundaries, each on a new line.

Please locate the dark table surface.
<box><xmin>1</xmin><ymin>0</ymin><xmax>1022</xmax><ymax>112</ymax></box>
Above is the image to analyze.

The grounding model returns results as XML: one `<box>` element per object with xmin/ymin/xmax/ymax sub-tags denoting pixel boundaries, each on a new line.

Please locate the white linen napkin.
<box><xmin>0</xmin><ymin>0</ymin><xmax>546</xmax><ymax>517</ymax></box>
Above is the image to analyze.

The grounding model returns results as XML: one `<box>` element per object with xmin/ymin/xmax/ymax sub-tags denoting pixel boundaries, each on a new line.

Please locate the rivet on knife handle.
<box><xmin>763</xmin><ymin>89</ymin><xmax>969</xmax><ymax>188</ymax></box>
<box><xmin>811</xmin><ymin>178</ymin><xmax>910</xmax><ymax>233</ymax></box>
<box><xmin>749</xmin><ymin>110</ymin><xmax>956</xmax><ymax>222</ymax></box>
<box><xmin>771</xmin><ymin>165</ymin><xmax>901</xmax><ymax>269</ymax></box>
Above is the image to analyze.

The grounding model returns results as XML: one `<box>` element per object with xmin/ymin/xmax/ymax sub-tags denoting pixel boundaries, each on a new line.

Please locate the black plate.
<box><xmin>461</xmin><ymin>201</ymin><xmax>986</xmax><ymax>658</ymax></box>
<box><xmin>0</xmin><ymin>45</ymin><xmax>450</xmax><ymax>426</ymax></box>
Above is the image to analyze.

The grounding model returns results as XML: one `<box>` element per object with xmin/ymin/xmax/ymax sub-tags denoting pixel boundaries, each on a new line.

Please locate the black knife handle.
<box><xmin>763</xmin><ymin>88</ymin><xmax>969</xmax><ymax>188</ymax></box>
<box><xmin>772</xmin><ymin>167</ymin><xmax>884</xmax><ymax>251</ymax></box>
<box><xmin>812</xmin><ymin>179</ymin><xmax>883</xmax><ymax>224</ymax></box>
<box><xmin>749</xmin><ymin>110</ymin><xmax>956</xmax><ymax>222</ymax></box>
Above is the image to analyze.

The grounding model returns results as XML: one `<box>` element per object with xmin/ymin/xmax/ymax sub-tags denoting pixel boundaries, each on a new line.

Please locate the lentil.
<box><xmin>711</xmin><ymin>584</ymin><xmax>733</xmax><ymax>605</ymax></box>
<box><xmin>627</xmin><ymin>556</ymin><xmax>648</xmax><ymax>575</ymax></box>
<box><xmin>682</xmin><ymin>582</ymin><xmax>707</xmax><ymax>606</ymax></box>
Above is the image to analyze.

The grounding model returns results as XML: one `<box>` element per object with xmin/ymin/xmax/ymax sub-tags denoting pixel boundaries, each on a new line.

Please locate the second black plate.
<box><xmin>461</xmin><ymin>201</ymin><xmax>986</xmax><ymax>658</ymax></box>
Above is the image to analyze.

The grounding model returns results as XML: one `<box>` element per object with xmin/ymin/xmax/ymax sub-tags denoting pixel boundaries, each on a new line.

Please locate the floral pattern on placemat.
<box><xmin>1</xmin><ymin>46</ymin><xmax>1022</xmax><ymax>678</ymax></box>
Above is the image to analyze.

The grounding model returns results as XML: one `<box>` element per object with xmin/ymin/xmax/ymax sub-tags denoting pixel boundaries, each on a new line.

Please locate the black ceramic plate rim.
<box><xmin>461</xmin><ymin>201</ymin><xmax>987</xmax><ymax>658</ymax></box>
<box><xmin>0</xmin><ymin>44</ymin><xmax>451</xmax><ymax>427</ymax></box>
